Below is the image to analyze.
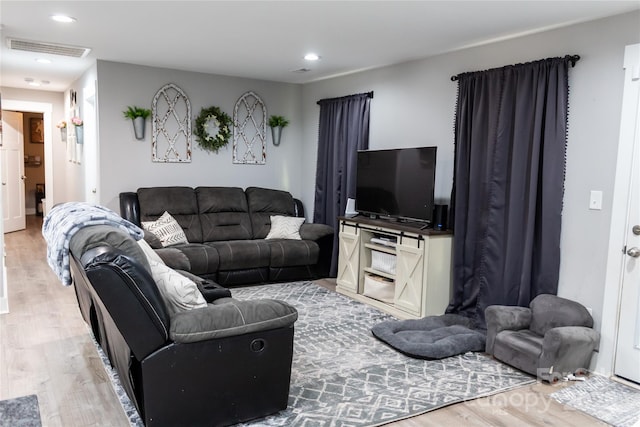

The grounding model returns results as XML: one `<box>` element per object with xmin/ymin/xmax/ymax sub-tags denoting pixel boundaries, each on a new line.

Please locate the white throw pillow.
<box><xmin>142</xmin><ymin>211</ymin><xmax>188</xmax><ymax>247</ymax></box>
<box><xmin>148</xmin><ymin>259</ymin><xmax>206</xmax><ymax>315</ymax></box>
<box><xmin>265</xmin><ymin>215</ymin><xmax>305</xmax><ymax>240</ymax></box>
<box><xmin>137</xmin><ymin>238</ymin><xmax>165</xmax><ymax>265</ymax></box>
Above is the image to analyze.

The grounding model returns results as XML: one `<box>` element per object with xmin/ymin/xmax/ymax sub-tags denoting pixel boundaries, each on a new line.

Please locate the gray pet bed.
<box><xmin>371</xmin><ymin>314</ymin><xmax>486</xmax><ymax>359</ymax></box>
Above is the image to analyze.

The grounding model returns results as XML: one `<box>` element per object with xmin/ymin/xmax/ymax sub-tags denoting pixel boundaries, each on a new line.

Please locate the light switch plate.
<box><xmin>589</xmin><ymin>190</ymin><xmax>603</xmax><ymax>210</ymax></box>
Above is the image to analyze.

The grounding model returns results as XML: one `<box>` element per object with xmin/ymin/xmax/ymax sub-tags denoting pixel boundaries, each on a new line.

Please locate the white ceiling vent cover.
<box><xmin>7</xmin><ymin>38</ymin><xmax>91</xmax><ymax>58</ymax></box>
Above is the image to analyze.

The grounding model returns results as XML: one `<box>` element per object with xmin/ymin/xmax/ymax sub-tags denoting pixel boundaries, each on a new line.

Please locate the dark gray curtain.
<box><xmin>314</xmin><ymin>92</ymin><xmax>372</xmax><ymax>276</ymax></box>
<box><xmin>447</xmin><ymin>57</ymin><xmax>572</xmax><ymax>329</ymax></box>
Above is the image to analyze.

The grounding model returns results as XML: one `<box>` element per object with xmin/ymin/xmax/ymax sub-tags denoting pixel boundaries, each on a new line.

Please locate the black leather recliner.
<box><xmin>69</xmin><ymin>226</ymin><xmax>298</xmax><ymax>426</ymax></box>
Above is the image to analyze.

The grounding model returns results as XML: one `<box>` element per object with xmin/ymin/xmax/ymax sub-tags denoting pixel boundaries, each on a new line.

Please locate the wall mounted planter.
<box><xmin>271</xmin><ymin>126</ymin><xmax>283</xmax><ymax>146</ymax></box>
<box><xmin>75</xmin><ymin>126</ymin><xmax>83</xmax><ymax>144</ymax></box>
<box><xmin>133</xmin><ymin>117</ymin><xmax>146</xmax><ymax>140</ymax></box>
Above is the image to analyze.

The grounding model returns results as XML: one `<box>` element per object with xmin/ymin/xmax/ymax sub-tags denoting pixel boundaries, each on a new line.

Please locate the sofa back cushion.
<box><xmin>137</xmin><ymin>187</ymin><xmax>203</xmax><ymax>243</ymax></box>
<box><xmin>79</xmin><ymin>245</ymin><xmax>171</xmax><ymax>360</ymax></box>
<box><xmin>196</xmin><ymin>187</ymin><xmax>253</xmax><ymax>241</ymax></box>
<box><xmin>529</xmin><ymin>294</ymin><xmax>594</xmax><ymax>336</ymax></box>
<box><xmin>246</xmin><ymin>187</ymin><xmax>297</xmax><ymax>239</ymax></box>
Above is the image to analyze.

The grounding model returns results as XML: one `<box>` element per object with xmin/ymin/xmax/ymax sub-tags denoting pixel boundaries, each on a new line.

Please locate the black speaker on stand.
<box><xmin>433</xmin><ymin>204</ymin><xmax>448</xmax><ymax>231</ymax></box>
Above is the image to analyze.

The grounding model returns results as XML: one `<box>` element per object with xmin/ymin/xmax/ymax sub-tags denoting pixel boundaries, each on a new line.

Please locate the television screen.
<box><xmin>356</xmin><ymin>147</ymin><xmax>436</xmax><ymax>223</ymax></box>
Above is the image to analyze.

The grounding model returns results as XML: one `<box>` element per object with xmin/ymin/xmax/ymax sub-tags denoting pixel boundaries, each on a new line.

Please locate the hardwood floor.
<box><xmin>1</xmin><ymin>217</ymin><xmax>606</xmax><ymax>426</ymax></box>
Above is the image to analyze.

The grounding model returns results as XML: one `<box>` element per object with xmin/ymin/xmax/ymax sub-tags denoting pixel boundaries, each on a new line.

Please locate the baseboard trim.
<box><xmin>0</xmin><ymin>296</ymin><xmax>8</xmax><ymax>314</ymax></box>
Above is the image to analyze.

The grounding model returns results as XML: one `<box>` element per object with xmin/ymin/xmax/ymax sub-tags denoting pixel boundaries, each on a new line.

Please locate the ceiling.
<box><xmin>1</xmin><ymin>1</ymin><xmax>639</xmax><ymax>92</ymax></box>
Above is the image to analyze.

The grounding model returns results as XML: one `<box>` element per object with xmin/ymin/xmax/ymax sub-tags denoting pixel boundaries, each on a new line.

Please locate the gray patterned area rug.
<box><xmin>235</xmin><ymin>282</ymin><xmax>535</xmax><ymax>425</ymax></box>
<box><xmin>0</xmin><ymin>394</ymin><xmax>41</xmax><ymax>427</ymax></box>
<box><xmin>104</xmin><ymin>281</ymin><xmax>535</xmax><ymax>426</ymax></box>
<box><xmin>551</xmin><ymin>375</ymin><xmax>640</xmax><ymax>427</ymax></box>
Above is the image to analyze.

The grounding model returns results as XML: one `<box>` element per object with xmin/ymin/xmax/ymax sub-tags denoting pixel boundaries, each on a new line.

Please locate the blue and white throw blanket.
<box><xmin>42</xmin><ymin>202</ymin><xmax>144</xmax><ymax>286</ymax></box>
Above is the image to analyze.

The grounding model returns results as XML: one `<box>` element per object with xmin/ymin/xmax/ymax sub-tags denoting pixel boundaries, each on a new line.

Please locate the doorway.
<box><xmin>1</xmin><ymin>100</ymin><xmax>54</xmax><ymax>223</ymax></box>
<box><xmin>0</xmin><ymin>99</ymin><xmax>53</xmax><ymax>314</ymax></box>
<box><xmin>601</xmin><ymin>43</ymin><xmax>640</xmax><ymax>384</ymax></box>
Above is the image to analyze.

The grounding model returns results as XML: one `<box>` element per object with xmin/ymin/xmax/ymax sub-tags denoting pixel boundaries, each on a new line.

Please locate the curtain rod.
<box><xmin>450</xmin><ymin>55</ymin><xmax>581</xmax><ymax>82</ymax></box>
<box><xmin>317</xmin><ymin>91</ymin><xmax>374</xmax><ymax>105</ymax></box>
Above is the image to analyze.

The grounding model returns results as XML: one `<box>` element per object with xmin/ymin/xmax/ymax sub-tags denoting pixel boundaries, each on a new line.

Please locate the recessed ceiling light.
<box><xmin>36</xmin><ymin>58</ymin><xmax>52</xmax><ymax>64</ymax></box>
<box><xmin>50</xmin><ymin>14</ymin><xmax>76</xmax><ymax>23</ymax></box>
<box><xmin>304</xmin><ymin>53</ymin><xmax>320</xmax><ymax>61</ymax></box>
<box><xmin>24</xmin><ymin>77</ymin><xmax>49</xmax><ymax>87</ymax></box>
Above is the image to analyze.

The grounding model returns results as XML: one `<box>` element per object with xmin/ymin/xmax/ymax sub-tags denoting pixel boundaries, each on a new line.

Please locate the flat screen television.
<box><xmin>355</xmin><ymin>146</ymin><xmax>437</xmax><ymax>224</ymax></box>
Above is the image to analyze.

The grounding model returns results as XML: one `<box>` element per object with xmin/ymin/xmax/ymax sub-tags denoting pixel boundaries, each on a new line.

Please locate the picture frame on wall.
<box><xmin>30</xmin><ymin>117</ymin><xmax>44</xmax><ymax>144</ymax></box>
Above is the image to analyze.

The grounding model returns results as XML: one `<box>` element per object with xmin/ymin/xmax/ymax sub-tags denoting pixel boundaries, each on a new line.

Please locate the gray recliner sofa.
<box><xmin>119</xmin><ymin>186</ymin><xmax>334</xmax><ymax>286</ymax></box>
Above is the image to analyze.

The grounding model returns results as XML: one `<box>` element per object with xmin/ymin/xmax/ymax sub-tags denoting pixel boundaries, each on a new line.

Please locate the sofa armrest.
<box><xmin>299</xmin><ymin>223</ymin><xmax>335</xmax><ymax>278</ymax></box>
<box><xmin>293</xmin><ymin>198</ymin><xmax>305</xmax><ymax>218</ymax></box>
<box><xmin>155</xmin><ymin>247</ymin><xmax>191</xmax><ymax>271</ymax></box>
<box><xmin>169</xmin><ymin>299</ymin><xmax>298</xmax><ymax>343</ymax></box>
<box><xmin>299</xmin><ymin>223</ymin><xmax>334</xmax><ymax>241</ymax></box>
<box><xmin>485</xmin><ymin>305</ymin><xmax>532</xmax><ymax>354</ymax></box>
<box><xmin>539</xmin><ymin>326</ymin><xmax>600</xmax><ymax>375</ymax></box>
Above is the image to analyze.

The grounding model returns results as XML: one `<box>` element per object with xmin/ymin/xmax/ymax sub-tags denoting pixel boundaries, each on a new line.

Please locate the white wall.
<box><xmin>64</xmin><ymin>64</ymin><xmax>98</xmax><ymax>204</ymax></box>
<box><xmin>300</xmin><ymin>11</ymin><xmax>640</xmax><ymax>373</ymax></box>
<box><xmin>95</xmin><ymin>61</ymin><xmax>303</xmax><ymax>213</ymax></box>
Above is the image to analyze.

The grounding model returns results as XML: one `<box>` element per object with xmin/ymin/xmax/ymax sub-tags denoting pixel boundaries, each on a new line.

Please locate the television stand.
<box><xmin>336</xmin><ymin>216</ymin><xmax>452</xmax><ymax>319</ymax></box>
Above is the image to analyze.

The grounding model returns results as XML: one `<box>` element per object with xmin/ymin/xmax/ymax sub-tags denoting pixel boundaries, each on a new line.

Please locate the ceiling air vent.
<box><xmin>6</xmin><ymin>37</ymin><xmax>91</xmax><ymax>58</ymax></box>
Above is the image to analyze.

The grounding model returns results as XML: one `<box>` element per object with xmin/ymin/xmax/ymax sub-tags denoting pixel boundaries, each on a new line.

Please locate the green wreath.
<box><xmin>194</xmin><ymin>106</ymin><xmax>233</xmax><ymax>152</ymax></box>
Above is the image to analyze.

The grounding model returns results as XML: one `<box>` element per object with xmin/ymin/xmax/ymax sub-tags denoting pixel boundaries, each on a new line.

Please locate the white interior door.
<box><xmin>1</xmin><ymin>110</ymin><xmax>26</xmax><ymax>233</ymax></box>
<box><xmin>614</xmin><ymin>44</ymin><xmax>640</xmax><ymax>384</ymax></box>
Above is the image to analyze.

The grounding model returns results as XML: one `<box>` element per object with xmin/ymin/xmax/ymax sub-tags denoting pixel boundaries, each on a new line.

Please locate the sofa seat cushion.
<box><xmin>167</xmin><ymin>243</ymin><xmax>220</xmax><ymax>277</ymax></box>
<box><xmin>493</xmin><ymin>329</ymin><xmax>544</xmax><ymax>375</ymax></box>
<box><xmin>267</xmin><ymin>239</ymin><xmax>319</xmax><ymax>268</ymax></box>
<box><xmin>208</xmin><ymin>240</ymin><xmax>271</xmax><ymax>270</ymax></box>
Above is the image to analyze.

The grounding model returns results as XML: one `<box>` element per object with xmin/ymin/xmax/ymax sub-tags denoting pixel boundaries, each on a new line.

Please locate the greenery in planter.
<box><xmin>123</xmin><ymin>106</ymin><xmax>152</xmax><ymax>119</ymax></box>
<box><xmin>268</xmin><ymin>115</ymin><xmax>290</xmax><ymax>128</ymax></box>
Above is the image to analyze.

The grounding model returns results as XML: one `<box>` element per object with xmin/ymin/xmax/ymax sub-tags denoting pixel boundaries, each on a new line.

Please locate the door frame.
<box><xmin>0</xmin><ymin>99</ymin><xmax>53</xmax><ymax>314</ymax></box>
<box><xmin>2</xmin><ymin>100</ymin><xmax>53</xmax><ymax>216</ymax></box>
<box><xmin>599</xmin><ymin>43</ymin><xmax>640</xmax><ymax>376</ymax></box>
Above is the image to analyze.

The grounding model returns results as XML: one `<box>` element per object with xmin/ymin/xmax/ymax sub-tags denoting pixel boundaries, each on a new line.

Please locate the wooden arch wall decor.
<box><xmin>232</xmin><ymin>91</ymin><xmax>266</xmax><ymax>164</ymax></box>
<box><xmin>152</xmin><ymin>83</ymin><xmax>192</xmax><ymax>163</ymax></box>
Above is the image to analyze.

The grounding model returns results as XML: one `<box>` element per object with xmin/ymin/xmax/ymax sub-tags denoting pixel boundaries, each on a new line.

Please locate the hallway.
<box><xmin>0</xmin><ymin>215</ymin><xmax>130</xmax><ymax>426</ymax></box>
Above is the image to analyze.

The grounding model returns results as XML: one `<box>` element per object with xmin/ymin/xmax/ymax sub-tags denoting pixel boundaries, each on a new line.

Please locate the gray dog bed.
<box><xmin>371</xmin><ymin>314</ymin><xmax>486</xmax><ymax>359</ymax></box>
